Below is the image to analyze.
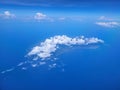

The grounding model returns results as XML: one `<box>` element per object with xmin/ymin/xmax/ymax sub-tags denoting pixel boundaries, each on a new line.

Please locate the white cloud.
<box><xmin>34</xmin><ymin>12</ymin><xmax>54</xmax><ymax>22</ymax></box>
<box><xmin>27</xmin><ymin>35</ymin><xmax>104</xmax><ymax>60</ymax></box>
<box><xmin>0</xmin><ymin>11</ymin><xmax>15</xmax><ymax>19</ymax></box>
<box><xmin>49</xmin><ymin>63</ymin><xmax>57</xmax><ymax>69</ymax></box>
<box><xmin>97</xmin><ymin>16</ymin><xmax>120</xmax><ymax>28</ymax></box>
<box><xmin>96</xmin><ymin>22</ymin><xmax>120</xmax><ymax>28</ymax></box>
<box><xmin>31</xmin><ymin>64</ymin><xmax>38</xmax><ymax>67</ymax></box>
<box><xmin>17</xmin><ymin>62</ymin><xmax>24</xmax><ymax>66</ymax></box>
<box><xmin>39</xmin><ymin>61</ymin><xmax>46</xmax><ymax>65</ymax></box>
<box><xmin>1</xmin><ymin>68</ymin><xmax>14</xmax><ymax>74</ymax></box>
<box><xmin>34</xmin><ymin>12</ymin><xmax>46</xmax><ymax>20</ymax></box>
<box><xmin>22</xmin><ymin>67</ymin><xmax>27</xmax><ymax>70</ymax></box>
<box><xmin>1</xmin><ymin>35</ymin><xmax>104</xmax><ymax>74</ymax></box>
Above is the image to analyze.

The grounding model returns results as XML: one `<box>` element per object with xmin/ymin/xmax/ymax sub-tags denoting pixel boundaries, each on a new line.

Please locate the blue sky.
<box><xmin>0</xmin><ymin>0</ymin><xmax>120</xmax><ymax>12</ymax></box>
<box><xmin>0</xmin><ymin>0</ymin><xmax>120</xmax><ymax>28</ymax></box>
<box><xmin>0</xmin><ymin>0</ymin><xmax>119</xmax><ymax>27</ymax></box>
<box><xmin>0</xmin><ymin>0</ymin><xmax>120</xmax><ymax>7</ymax></box>
<box><xmin>0</xmin><ymin>0</ymin><xmax>120</xmax><ymax>18</ymax></box>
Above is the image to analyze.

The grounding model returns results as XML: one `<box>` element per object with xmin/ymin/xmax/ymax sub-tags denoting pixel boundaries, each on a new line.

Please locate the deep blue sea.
<box><xmin>0</xmin><ymin>20</ymin><xmax>120</xmax><ymax>90</ymax></box>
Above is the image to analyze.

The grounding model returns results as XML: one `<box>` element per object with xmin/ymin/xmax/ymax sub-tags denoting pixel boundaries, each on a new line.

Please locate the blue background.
<box><xmin>0</xmin><ymin>0</ymin><xmax>120</xmax><ymax>89</ymax></box>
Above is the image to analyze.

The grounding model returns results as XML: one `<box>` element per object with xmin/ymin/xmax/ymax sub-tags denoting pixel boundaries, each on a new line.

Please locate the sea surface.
<box><xmin>0</xmin><ymin>20</ymin><xmax>120</xmax><ymax>90</ymax></box>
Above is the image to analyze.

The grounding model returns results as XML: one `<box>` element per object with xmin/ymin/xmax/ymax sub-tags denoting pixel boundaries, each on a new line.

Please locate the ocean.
<box><xmin>0</xmin><ymin>20</ymin><xmax>120</xmax><ymax>90</ymax></box>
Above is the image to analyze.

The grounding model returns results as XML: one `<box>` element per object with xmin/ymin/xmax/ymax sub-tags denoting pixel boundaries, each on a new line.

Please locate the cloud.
<box><xmin>49</xmin><ymin>63</ymin><xmax>57</xmax><ymax>69</ymax></box>
<box><xmin>0</xmin><ymin>11</ymin><xmax>15</xmax><ymax>19</ymax></box>
<box><xmin>27</xmin><ymin>35</ymin><xmax>104</xmax><ymax>60</ymax></box>
<box><xmin>1</xmin><ymin>35</ymin><xmax>104</xmax><ymax>74</ymax></box>
<box><xmin>22</xmin><ymin>67</ymin><xmax>27</xmax><ymax>70</ymax></box>
<box><xmin>96</xmin><ymin>22</ymin><xmax>120</xmax><ymax>28</ymax></box>
<box><xmin>98</xmin><ymin>16</ymin><xmax>114</xmax><ymax>21</ymax></box>
<box><xmin>17</xmin><ymin>62</ymin><xmax>24</xmax><ymax>66</ymax></box>
<box><xmin>34</xmin><ymin>12</ymin><xmax>54</xmax><ymax>22</ymax></box>
<box><xmin>96</xmin><ymin>16</ymin><xmax>120</xmax><ymax>28</ymax></box>
<box><xmin>1</xmin><ymin>68</ymin><xmax>14</xmax><ymax>74</ymax></box>
<box><xmin>34</xmin><ymin>12</ymin><xmax>46</xmax><ymax>20</ymax></box>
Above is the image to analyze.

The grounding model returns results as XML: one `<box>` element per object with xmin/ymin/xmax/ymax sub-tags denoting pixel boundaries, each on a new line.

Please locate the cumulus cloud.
<box><xmin>34</xmin><ymin>12</ymin><xmax>55</xmax><ymax>22</ymax></box>
<box><xmin>27</xmin><ymin>35</ymin><xmax>104</xmax><ymax>60</ymax></box>
<box><xmin>96</xmin><ymin>22</ymin><xmax>120</xmax><ymax>28</ymax></box>
<box><xmin>0</xmin><ymin>11</ymin><xmax>15</xmax><ymax>19</ymax></box>
<box><xmin>34</xmin><ymin>12</ymin><xmax>46</xmax><ymax>20</ymax></box>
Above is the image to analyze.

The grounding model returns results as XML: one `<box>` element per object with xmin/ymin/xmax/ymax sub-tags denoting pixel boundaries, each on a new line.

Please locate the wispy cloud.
<box><xmin>0</xmin><ymin>11</ymin><xmax>15</xmax><ymax>19</ymax></box>
<box><xmin>1</xmin><ymin>68</ymin><xmax>15</xmax><ymax>74</ymax></box>
<box><xmin>98</xmin><ymin>16</ymin><xmax>114</xmax><ymax>21</ymax></box>
<box><xmin>96</xmin><ymin>22</ymin><xmax>120</xmax><ymax>28</ymax></box>
<box><xmin>27</xmin><ymin>35</ymin><xmax>104</xmax><ymax>60</ymax></box>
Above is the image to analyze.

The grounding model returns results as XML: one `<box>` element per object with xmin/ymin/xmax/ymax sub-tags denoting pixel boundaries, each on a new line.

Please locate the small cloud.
<box><xmin>31</xmin><ymin>64</ymin><xmax>38</xmax><ymax>67</ymax></box>
<box><xmin>0</xmin><ymin>11</ymin><xmax>15</xmax><ymax>19</ymax></box>
<box><xmin>22</xmin><ymin>67</ymin><xmax>27</xmax><ymax>70</ymax></box>
<box><xmin>39</xmin><ymin>62</ymin><xmax>46</xmax><ymax>65</ymax></box>
<box><xmin>34</xmin><ymin>12</ymin><xmax>46</xmax><ymax>20</ymax></box>
<box><xmin>1</xmin><ymin>68</ymin><xmax>14</xmax><ymax>74</ymax></box>
<box><xmin>34</xmin><ymin>12</ymin><xmax>54</xmax><ymax>22</ymax></box>
<box><xmin>96</xmin><ymin>22</ymin><xmax>120</xmax><ymax>28</ymax></box>
<box><xmin>17</xmin><ymin>62</ymin><xmax>24</xmax><ymax>66</ymax></box>
<box><xmin>49</xmin><ymin>63</ymin><xmax>57</xmax><ymax>69</ymax></box>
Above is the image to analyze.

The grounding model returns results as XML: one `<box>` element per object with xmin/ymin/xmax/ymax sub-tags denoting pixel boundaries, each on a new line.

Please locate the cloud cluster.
<box><xmin>96</xmin><ymin>22</ymin><xmax>120</xmax><ymax>28</ymax></box>
<box><xmin>1</xmin><ymin>35</ymin><xmax>104</xmax><ymax>74</ymax></box>
<box><xmin>27</xmin><ymin>35</ymin><xmax>104</xmax><ymax>60</ymax></box>
<box><xmin>0</xmin><ymin>11</ymin><xmax>15</xmax><ymax>19</ymax></box>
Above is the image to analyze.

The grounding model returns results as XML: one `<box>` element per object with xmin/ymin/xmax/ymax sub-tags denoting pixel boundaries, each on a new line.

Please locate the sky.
<box><xmin>0</xmin><ymin>0</ymin><xmax>120</xmax><ymax>7</ymax></box>
<box><xmin>0</xmin><ymin>0</ymin><xmax>120</xmax><ymax>17</ymax></box>
<box><xmin>0</xmin><ymin>0</ymin><xmax>120</xmax><ymax>30</ymax></box>
<box><xmin>0</xmin><ymin>0</ymin><xmax>120</xmax><ymax>12</ymax></box>
<box><xmin>0</xmin><ymin>0</ymin><xmax>120</xmax><ymax>31</ymax></box>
